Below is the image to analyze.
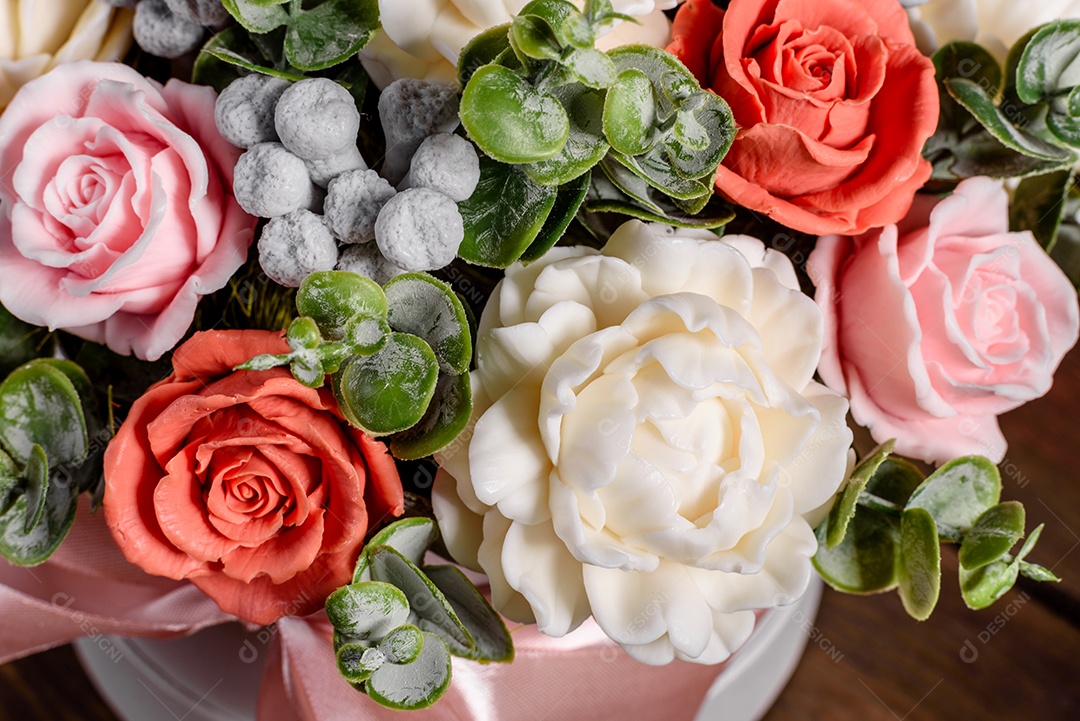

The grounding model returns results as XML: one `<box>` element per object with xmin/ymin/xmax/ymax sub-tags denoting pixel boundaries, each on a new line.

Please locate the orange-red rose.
<box><xmin>104</xmin><ymin>330</ymin><xmax>404</xmax><ymax>625</ymax></box>
<box><xmin>668</xmin><ymin>0</ymin><xmax>939</xmax><ymax>235</ymax></box>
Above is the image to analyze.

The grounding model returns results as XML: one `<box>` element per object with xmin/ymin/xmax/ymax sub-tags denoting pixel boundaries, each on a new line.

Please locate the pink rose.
<box><xmin>0</xmin><ymin>61</ymin><xmax>255</xmax><ymax>361</ymax></box>
<box><xmin>808</xmin><ymin>177</ymin><xmax>1080</xmax><ymax>463</ymax></box>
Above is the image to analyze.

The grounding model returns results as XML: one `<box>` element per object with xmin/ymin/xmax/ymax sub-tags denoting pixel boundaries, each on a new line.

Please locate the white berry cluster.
<box><xmin>216</xmin><ymin>75</ymin><xmax>480</xmax><ymax>288</ymax></box>
<box><xmin>104</xmin><ymin>0</ymin><xmax>228</xmax><ymax>59</ymax></box>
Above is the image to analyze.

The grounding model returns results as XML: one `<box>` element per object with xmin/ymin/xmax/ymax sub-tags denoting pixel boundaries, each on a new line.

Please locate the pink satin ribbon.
<box><xmin>1</xmin><ymin>502</ymin><xmax>726</xmax><ymax>720</ymax></box>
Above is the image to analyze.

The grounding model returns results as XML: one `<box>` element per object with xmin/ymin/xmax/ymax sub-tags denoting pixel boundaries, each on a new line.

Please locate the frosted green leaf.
<box><xmin>426</xmin><ymin>565</ymin><xmax>514</xmax><ymax>663</ymax></box>
<box><xmin>199</xmin><ymin>28</ymin><xmax>307</xmax><ymax>83</ymax></box>
<box><xmin>326</xmin><ymin>581</ymin><xmax>412</xmax><ymax>640</ymax></box>
<box><xmin>0</xmin><ymin>447</ymin><xmax>79</xmax><ymax>566</ymax></box>
<box><xmin>21</xmin><ymin>444</ymin><xmax>48</xmax><ymax>534</ymax></box>
<box><xmin>381</xmin><ymin>624</ymin><xmax>425</xmax><ymax>665</ymax></box>
<box><xmin>222</xmin><ymin>0</ymin><xmax>288</xmax><ymax>33</ymax></box>
<box><xmin>898</xmin><ymin>508</ymin><xmax>941</xmax><ymax>621</ymax></box>
<box><xmin>610</xmin><ymin>147</ymin><xmax>712</xmax><ymax>200</ymax></box>
<box><xmin>960</xmin><ymin>558</ymin><xmax>1019</xmax><ymax>610</ymax></box>
<box><xmin>825</xmin><ymin>440</ymin><xmax>897</xmax><ymax>549</ymax></box>
<box><xmin>353</xmin><ymin>517</ymin><xmax>438</xmax><ymax>583</ymax></box>
<box><xmin>0</xmin><ymin>362</ymin><xmax>88</xmax><ymax>467</ymax></box>
<box><xmin>366</xmin><ymin>632</ymin><xmax>452</xmax><ymax>710</ymax></box>
<box><xmin>562</xmin><ymin>47</ymin><xmax>616</xmax><ymax>89</ymax></box>
<box><xmin>287</xmin><ymin>317</ymin><xmax>322</xmax><ymax>351</ymax></box>
<box><xmin>946</xmin><ymin>78</ymin><xmax>1075</xmax><ymax>161</ymax></box>
<box><xmin>384</xmin><ymin>275</ymin><xmax>472</xmax><ymax>375</ymax></box>
<box><xmin>1015</xmin><ymin>20</ymin><xmax>1080</xmax><ymax>105</ymax></box>
<box><xmin>344</xmin><ymin>314</ymin><xmax>390</xmax><ymax>357</ymax></box>
<box><xmin>510</xmin><ymin>14</ymin><xmax>561</xmax><ymax>61</ymax></box>
<box><xmin>0</xmin><ymin>306</ymin><xmax>45</xmax><ymax>379</ymax></box>
<box><xmin>958</xmin><ymin>501</ymin><xmax>1025</xmax><ymax>570</ymax></box>
<box><xmin>297</xmin><ymin>271</ymin><xmax>388</xmax><ymax>340</ymax></box>
<box><xmin>523</xmin><ymin>83</ymin><xmax>609</xmax><ymax>186</ymax></box>
<box><xmin>907</xmin><ymin>456</ymin><xmax>1001</xmax><ymax>534</ymax></box>
<box><xmin>457</xmin><ymin>23</ymin><xmax>511</xmax><ymax>87</ymax></box>
<box><xmin>520</xmin><ymin>172</ymin><xmax>590</xmax><ymax>263</ymax></box>
<box><xmin>334</xmin><ymin>333</ymin><xmax>439</xmax><ymax>436</ymax></box>
<box><xmin>284</xmin><ymin>0</ymin><xmax>381</xmax><ymax>71</ymax></box>
<box><xmin>337</xmin><ymin>643</ymin><xmax>384</xmax><ymax>683</ymax></box>
<box><xmin>812</xmin><ymin>508</ymin><xmax>900</xmax><ymax>594</ymax></box>
<box><xmin>460</xmin><ymin>65</ymin><xmax>570</xmax><ymax>164</ymax></box>
<box><xmin>390</xmin><ymin>372</ymin><xmax>473</xmax><ymax>461</ymax></box>
<box><xmin>604</xmin><ymin>69</ymin><xmax>657</xmax><ymax>156</ymax></box>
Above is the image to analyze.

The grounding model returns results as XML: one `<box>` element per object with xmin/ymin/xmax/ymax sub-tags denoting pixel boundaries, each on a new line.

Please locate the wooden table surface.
<box><xmin>2</xmin><ymin>349</ymin><xmax>1079</xmax><ymax>721</ymax></box>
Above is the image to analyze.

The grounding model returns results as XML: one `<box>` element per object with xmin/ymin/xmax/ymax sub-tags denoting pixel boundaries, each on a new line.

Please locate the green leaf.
<box><xmin>1047</xmin><ymin>101</ymin><xmax>1080</xmax><ymax>147</ymax></box>
<box><xmin>368</xmin><ymin>546</ymin><xmax>473</xmax><ymax>651</ymax></box>
<box><xmin>353</xmin><ymin>517</ymin><xmax>438</xmax><ymax>583</ymax></box>
<box><xmin>1015</xmin><ymin>20</ymin><xmax>1080</xmax><ymax>105</ymax></box>
<box><xmin>1010</xmin><ymin>169</ymin><xmax>1073</xmax><ymax>250</ymax></box>
<box><xmin>958</xmin><ymin>501</ymin><xmax>1026</xmax><ymax>570</ymax></box>
<box><xmin>334</xmin><ymin>333</ymin><xmax>440</xmax><ymax>436</ymax></box>
<box><xmin>825</xmin><ymin>440</ymin><xmax>896</xmax><ymax>549</ymax></box>
<box><xmin>457</xmin><ymin>23</ymin><xmax>512</xmax><ymax>87</ymax></box>
<box><xmin>380</xmin><ymin>624</ymin><xmax>425</xmax><ymax>665</ymax></box>
<box><xmin>426</xmin><ymin>565</ymin><xmax>514</xmax><ymax>662</ymax></box>
<box><xmin>608</xmin><ymin>45</ymin><xmax>700</xmax><ymax>120</ymax></box>
<box><xmin>326</xmin><ymin>581</ymin><xmax>412</xmax><ymax>640</ymax></box>
<box><xmin>663</xmin><ymin>92</ymin><xmax>736</xmax><ymax>179</ymax></box>
<box><xmin>1016</xmin><ymin>522</ymin><xmax>1046</xmax><ymax>562</ymax></box>
<box><xmin>284</xmin><ymin>0</ymin><xmax>380</xmax><ymax>71</ymax></box>
<box><xmin>933</xmin><ymin>42</ymin><xmax>1004</xmax><ymax>99</ymax></box>
<box><xmin>1019</xmin><ymin>561</ymin><xmax>1061</xmax><ymax>583</ymax></box>
<box><xmin>0</xmin><ymin>362</ymin><xmax>88</xmax><ymax>467</ymax></box>
<box><xmin>520</xmin><ymin>171</ymin><xmax>591</xmax><ymax>263</ymax></box>
<box><xmin>389</xmin><ymin>372</ymin><xmax>473</xmax><ymax>461</ymax></box>
<box><xmin>21</xmin><ymin>444</ymin><xmax>49</xmax><ymax>534</ymax></box>
<box><xmin>523</xmin><ymin>83</ymin><xmax>610</xmax><ymax>186</ymax></box>
<box><xmin>458</xmin><ymin>155</ymin><xmax>559</xmax><ymax>268</ymax></box>
<box><xmin>610</xmin><ymin>148</ymin><xmax>712</xmax><ymax>200</ymax></box>
<box><xmin>897</xmin><ymin>508</ymin><xmax>941</xmax><ymax>621</ymax></box>
<box><xmin>223</xmin><ymin>0</ymin><xmax>289</xmax><ymax>33</ymax></box>
<box><xmin>343</xmin><ymin>315</ymin><xmax>390</xmax><ymax>358</ymax></box>
<box><xmin>296</xmin><ymin>271</ymin><xmax>388</xmax><ymax>340</ymax></box>
<box><xmin>384</xmin><ymin>275</ymin><xmax>472</xmax><ymax>375</ymax></box>
<box><xmin>0</xmin><ymin>455</ymin><xmax>79</xmax><ymax>566</ymax></box>
<box><xmin>510</xmin><ymin>14</ymin><xmax>562</xmax><ymax>61</ymax></box>
<box><xmin>0</xmin><ymin>306</ymin><xmax>47</xmax><ymax>379</ymax></box>
<box><xmin>366</xmin><ymin>632</ymin><xmax>452</xmax><ymax>710</ymax></box>
<box><xmin>812</xmin><ymin>508</ymin><xmax>900</xmax><ymax>594</ymax></box>
<box><xmin>959</xmin><ymin>558</ymin><xmax>1019</xmax><ymax>610</ymax></box>
<box><xmin>562</xmin><ymin>47</ymin><xmax>617</xmax><ymax>89</ymax></box>
<box><xmin>461</xmin><ymin>65</ymin><xmax>570</xmax><ymax>164</ymax></box>
<box><xmin>200</xmin><ymin>27</ymin><xmax>307</xmax><ymax>83</ymax></box>
<box><xmin>604</xmin><ymin>68</ymin><xmax>657</xmax><ymax>156</ymax></box>
<box><xmin>907</xmin><ymin>456</ymin><xmax>1001</xmax><ymax>534</ymax></box>
<box><xmin>946</xmin><ymin>77</ymin><xmax>1075</xmax><ymax>162</ymax></box>
<box><xmin>337</xmin><ymin>642</ymin><xmax>384</xmax><ymax>683</ymax></box>
<box><xmin>584</xmin><ymin>197</ymin><xmax>732</xmax><ymax>229</ymax></box>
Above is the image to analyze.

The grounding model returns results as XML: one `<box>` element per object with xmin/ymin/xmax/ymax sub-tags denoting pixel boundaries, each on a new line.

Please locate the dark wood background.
<box><xmin>3</xmin><ymin>349</ymin><xmax>1079</xmax><ymax>720</ymax></box>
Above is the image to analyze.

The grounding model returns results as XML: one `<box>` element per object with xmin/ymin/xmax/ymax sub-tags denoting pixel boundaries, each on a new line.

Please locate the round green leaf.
<box><xmin>21</xmin><ymin>444</ymin><xmax>49</xmax><ymax>534</ymax></box>
<box><xmin>0</xmin><ymin>362</ymin><xmax>88</xmax><ymax>467</ymax></box>
<box><xmin>425</xmin><ymin>565</ymin><xmax>514</xmax><ymax>663</ymax></box>
<box><xmin>0</xmin><ymin>453</ymin><xmax>79</xmax><ymax>567</ymax></box>
<box><xmin>353</xmin><ymin>517</ymin><xmax>438</xmax><ymax>583</ymax></box>
<box><xmin>510</xmin><ymin>14</ymin><xmax>561</xmax><ymax>61</ymax></box>
<box><xmin>812</xmin><ymin>508</ymin><xmax>900</xmax><ymax>594</ymax></box>
<box><xmin>457</xmin><ymin>23</ymin><xmax>512</xmax><ymax>87</ymax></box>
<box><xmin>383</xmin><ymin>274</ymin><xmax>472</xmax><ymax>375</ymax></box>
<box><xmin>297</xmin><ymin>271</ymin><xmax>388</xmax><ymax>340</ymax></box>
<box><xmin>344</xmin><ymin>314</ymin><xmax>391</xmax><ymax>357</ymax></box>
<box><xmin>381</xmin><ymin>624</ymin><xmax>425</xmax><ymax>664</ymax></box>
<box><xmin>461</xmin><ymin>65</ymin><xmax>569</xmax><ymax>164</ymax></box>
<box><xmin>907</xmin><ymin>456</ymin><xmax>1001</xmax><ymax>534</ymax></box>
<box><xmin>390</xmin><ymin>372</ymin><xmax>473</xmax><ymax>461</ymax></box>
<box><xmin>824</xmin><ymin>440</ymin><xmax>896</xmax><ymax>549</ymax></box>
<box><xmin>523</xmin><ymin>83</ymin><xmax>609</xmax><ymax>186</ymax></box>
<box><xmin>960</xmin><ymin>559</ymin><xmax>1019</xmax><ymax>610</ymax></box>
<box><xmin>222</xmin><ymin>0</ymin><xmax>289</xmax><ymax>33</ymax></box>
<box><xmin>1015</xmin><ymin>20</ymin><xmax>1080</xmax><ymax>105</ymax></box>
<box><xmin>563</xmin><ymin>47</ymin><xmax>617</xmax><ymax>89</ymax></box>
<box><xmin>287</xmin><ymin>317</ymin><xmax>322</xmax><ymax>351</ymax></box>
<box><xmin>366</xmin><ymin>632</ymin><xmax>452</xmax><ymax>710</ymax></box>
<box><xmin>604</xmin><ymin>69</ymin><xmax>657</xmax><ymax>156</ymax></box>
<box><xmin>337</xmin><ymin>643</ymin><xmax>385</xmax><ymax>683</ymax></box>
<box><xmin>864</xmin><ymin>458</ymin><xmax>926</xmax><ymax>506</ymax></box>
<box><xmin>932</xmin><ymin>41</ymin><xmax>1004</xmax><ymax>97</ymax></box>
<box><xmin>334</xmin><ymin>333</ymin><xmax>440</xmax><ymax>436</ymax></box>
<box><xmin>284</xmin><ymin>0</ymin><xmax>381</xmax><ymax>71</ymax></box>
<box><xmin>326</xmin><ymin>581</ymin><xmax>412</xmax><ymax>640</ymax></box>
<box><xmin>898</xmin><ymin>508</ymin><xmax>941</xmax><ymax>621</ymax></box>
<box><xmin>958</xmin><ymin>501</ymin><xmax>1025</xmax><ymax>570</ymax></box>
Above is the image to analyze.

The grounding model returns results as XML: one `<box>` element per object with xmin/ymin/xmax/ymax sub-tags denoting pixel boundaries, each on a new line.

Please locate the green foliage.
<box><xmin>327</xmin><ymin>519</ymin><xmax>513</xmax><ymax>711</ymax></box>
<box><xmin>814</xmin><ymin>445</ymin><xmax>1058</xmax><ymax>620</ymax></box>
<box><xmin>236</xmin><ymin>271</ymin><xmax>474</xmax><ymax>458</ymax></box>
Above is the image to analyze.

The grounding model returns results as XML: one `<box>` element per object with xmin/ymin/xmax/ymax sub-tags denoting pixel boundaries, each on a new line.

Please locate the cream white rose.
<box><xmin>908</xmin><ymin>0</ymin><xmax>1080</xmax><ymax>60</ymax></box>
<box><xmin>359</xmin><ymin>0</ymin><xmax>682</xmax><ymax>88</ymax></box>
<box><xmin>0</xmin><ymin>0</ymin><xmax>133</xmax><ymax>110</ymax></box>
<box><xmin>433</xmin><ymin>221</ymin><xmax>853</xmax><ymax>666</ymax></box>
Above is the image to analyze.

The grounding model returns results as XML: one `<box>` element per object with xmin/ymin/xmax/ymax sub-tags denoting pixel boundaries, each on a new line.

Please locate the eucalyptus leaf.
<box><xmin>959</xmin><ymin>558</ymin><xmax>1019</xmax><ymax>610</ymax></box>
<box><xmin>337</xmin><ymin>643</ymin><xmax>384</xmax><ymax>683</ymax></box>
<box><xmin>21</xmin><ymin>444</ymin><xmax>48</xmax><ymax>534</ymax></box>
<box><xmin>825</xmin><ymin>440</ymin><xmax>896</xmax><ymax>549</ymax></box>
<box><xmin>389</xmin><ymin>372</ymin><xmax>473</xmax><ymax>461</ymax></box>
<box><xmin>898</xmin><ymin>508</ymin><xmax>941</xmax><ymax>621</ymax></box>
<box><xmin>381</xmin><ymin>624</ymin><xmax>425</xmax><ymax>665</ymax></box>
<box><xmin>353</xmin><ymin>517</ymin><xmax>438</xmax><ymax>583</ymax></box>
<box><xmin>368</xmin><ymin>546</ymin><xmax>473</xmax><ymax>651</ymax></box>
<box><xmin>604</xmin><ymin>69</ymin><xmax>657</xmax><ymax>156</ymax></box>
<box><xmin>457</xmin><ymin>23</ymin><xmax>512</xmax><ymax>87</ymax></box>
<box><xmin>523</xmin><ymin>83</ymin><xmax>609</xmax><ymax>186</ymax></box>
<box><xmin>343</xmin><ymin>315</ymin><xmax>390</xmax><ymax>358</ymax></box>
<box><xmin>222</xmin><ymin>0</ymin><xmax>289</xmax><ymax>33</ymax></box>
<box><xmin>562</xmin><ymin>47</ymin><xmax>616</xmax><ymax>89</ymax></box>
<box><xmin>0</xmin><ymin>362</ymin><xmax>88</xmax><ymax>467</ymax></box>
<box><xmin>0</xmin><ymin>457</ymin><xmax>79</xmax><ymax>566</ymax></box>
<box><xmin>384</xmin><ymin>275</ymin><xmax>472</xmax><ymax>375</ymax></box>
<box><xmin>365</xmin><ymin>632</ymin><xmax>452</xmax><ymax>711</ymax></box>
<box><xmin>520</xmin><ymin>171</ymin><xmax>591</xmax><ymax>263</ymax></box>
<box><xmin>958</xmin><ymin>501</ymin><xmax>1025</xmax><ymax>570</ymax></box>
<box><xmin>812</xmin><ymin>509</ymin><xmax>900</xmax><ymax>594</ymax></box>
<box><xmin>334</xmin><ymin>333</ymin><xmax>440</xmax><ymax>436</ymax></box>
<box><xmin>284</xmin><ymin>0</ymin><xmax>381</xmax><ymax>71</ymax></box>
<box><xmin>326</xmin><ymin>581</ymin><xmax>412</xmax><ymax>640</ymax></box>
<box><xmin>1010</xmin><ymin>169</ymin><xmax>1073</xmax><ymax>250</ymax></box>
<box><xmin>907</xmin><ymin>456</ymin><xmax>1001</xmax><ymax>534</ymax></box>
<box><xmin>1019</xmin><ymin>561</ymin><xmax>1061</xmax><ymax>583</ymax></box>
<box><xmin>461</xmin><ymin>65</ymin><xmax>570</xmax><ymax>164</ymax></box>
<box><xmin>1016</xmin><ymin>522</ymin><xmax>1046</xmax><ymax>561</ymax></box>
<box><xmin>458</xmin><ymin>155</ymin><xmax>558</xmax><ymax>268</ymax></box>
<box><xmin>199</xmin><ymin>28</ymin><xmax>306</xmax><ymax>82</ymax></box>
<box><xmin>1015</xmin><ymin>20</ymin><xmax>1080</xmax><ymax>106</ymax></box>
<box><xmin>296</xmin><ymin>271</ymin><xmax>388</xmax><ymax>340</ymax></box>
<box><xmin>426</xmin><ymin>565</ymin><xmax>514</xmax><ymax>662</ymax></box>
<box><xmin>510</xmin><ymin>14</ymin><xmax>562</xmax><ymax>61</ymax></box>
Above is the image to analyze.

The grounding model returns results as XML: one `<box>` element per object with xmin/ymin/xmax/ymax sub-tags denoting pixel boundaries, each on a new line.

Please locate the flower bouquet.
<box><xmin>1</xmin><ymin>0</ymin><xmax>1078</xmax><ymax>719</ymax></box>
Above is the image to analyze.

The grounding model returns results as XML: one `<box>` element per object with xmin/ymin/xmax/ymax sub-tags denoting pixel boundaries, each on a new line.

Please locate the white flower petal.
<box><xmin>502</xmin><ymin>519</ymin><xmax>591</xmax><ymax>637</ymax></box>
<box><xmin>432</xmin><ymin>468</ymin><xmax>485</xmax><ymax>572</ymax></box>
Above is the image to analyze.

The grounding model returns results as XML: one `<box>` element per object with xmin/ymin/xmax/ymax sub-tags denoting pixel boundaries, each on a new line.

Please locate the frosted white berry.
<box><xmin>337</xmin><ymin>243</ymin><xmax>408</xmax><ymax>286</ymax></box>
<box><xmin>258</xmin><ymin>210</ymin><xmax>339</xmax><ymax>288</ymax></box>
<box><xmin>378</xmin><ymin>79</ymin><xmax>460</xmax><ymax>185</ymax></box>
<box><xmin>325</xmin><ymin>169</ymin><xmax>397</xmax><ymax>244</ymax></box>
<box><xmin>274</xmin><ymin>78</ymin><xmax>360</xmax><ymax>161</ymax></box>
<box><xmin>133</xmin><ymin>0</ymin><xmax>204</xmax><ymax>59</ymax></box>
<box><xmin>215</xmin><ymin>74</ymin><xmax>292</xmax><ymax>149</ymax></box>
<box><xmin>400</xmin><ymin>133</ymin><xmax>480</xmax><ymax>202</ymax></box>
<box><xmin>234</xmin><ymin>142</ymin><xmax>318</xmax><ymax>218</ymax></box>
<box><xmin>375</xmin><ymin>188</ymin><xmax>464</xmax><ymax>272</ymax></box>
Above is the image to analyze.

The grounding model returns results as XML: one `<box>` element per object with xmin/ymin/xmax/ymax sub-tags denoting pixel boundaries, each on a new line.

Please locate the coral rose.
<box><xmin>104</xmin><ymin>330</ymin><xmax>405</xmax><ymax>625</ymax></box>
<box><xmin>808</xmin><ymin>177</ymin><xmax>1080</xmax><ymax>464</ymax></box>
<box><xmin>0</xmin><ymin>61</ymin><xmax>255</xmax><ymax>361</ymax></box>
<box><xmin>434</xmin><ymin>221</ymin><xmax>852</xmax><ymax>665</ymax></box>
<box><xmin>668</xmin><ymin>0</ymin><xmax>939</xmax><ymax>235</ymax></box>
